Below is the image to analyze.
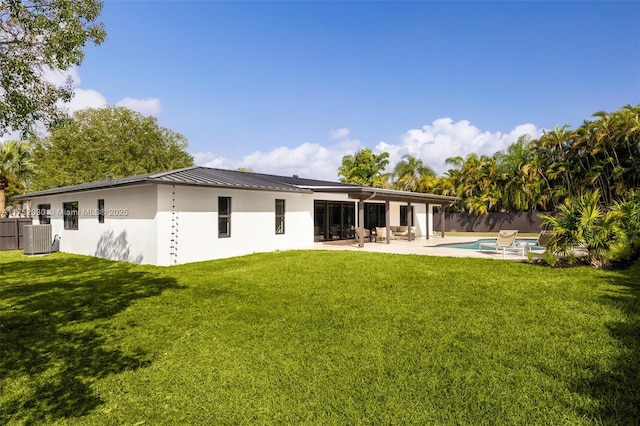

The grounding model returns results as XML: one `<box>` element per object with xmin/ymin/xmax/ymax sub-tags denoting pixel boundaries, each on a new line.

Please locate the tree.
<box><xmin>0</xmin><ymin>0</ymin><xmax>106</xmax><ymax>136</ymax></box>
<box><xmin>535</xmin><ymin>124</ymin><xmax>576</xmax><ymax>205</ymax></box>
<box><xmin>0</xmin><ymin>140</ymin><xmax>34</xmax><ymax>217</ymax></box>
<box><xmin>495</xmin><ymin>135</ymin><xmax>551</xmax><ymax>212</ymax></box>
<box><xmin>441</xmin><ymin>153</ymin><xmax>501</xmax><ymax>214</ymax></box>
<box><xmin>338</xmin><ymin>148</ymin><xmax>390</xmax><ymax>187</ymax></box>
<box><xmin>31</xmin><ymin>107</ymin><xmax>194</xmax><ymax>190</ymax></box>
<box><xmin>392</xmin><ymin>155</ymin><xmax>435</xmax><ymax>192</ymax></box>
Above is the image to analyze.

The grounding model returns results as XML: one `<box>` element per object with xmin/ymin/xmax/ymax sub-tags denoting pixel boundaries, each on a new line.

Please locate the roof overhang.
<box><xmin>11</xmin><ymin>166</ymin><xmax>459</xmax><ymax>206</ymax></box>
<box><xmin>306</xmin><ymin>185</ymin><xmax>460</xmax><ymax>205</ymax></box>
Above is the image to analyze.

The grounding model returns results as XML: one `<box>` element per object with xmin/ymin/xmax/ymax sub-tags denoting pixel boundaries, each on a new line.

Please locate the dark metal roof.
<box><xmin>248</xmin><ymin>171</ymin><xmax>361</xmax><ymax>190</ymax></box>
<box><xmin>150</xmin><ymin>167</ymin><xmax>315</xmax><ymax>192</ymax></box>
<box><xmin>345</xmin><ymin>186</ymin><xmax>460</xmax><ymax>205</ymax></box>
<box><xmin>11</xmin><ymin>172</ymin><xmax>159</xmax><ymax>199</ymax></box>
<box><xmin>12</xmin><ymin>166</ymin><xmax>313</xmax><ymax>199</ymax></box>
<box><xmin>12</xmin><ymin>166</ymin><xmax>460</xmax><ymax>205</ymax></box>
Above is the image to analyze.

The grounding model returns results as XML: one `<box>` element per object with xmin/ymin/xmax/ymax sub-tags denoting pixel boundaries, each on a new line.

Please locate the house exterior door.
<box><xmin>313</xmin><ymin>201</ymin><xmax>355</xmax><ymax>241</ymax></box>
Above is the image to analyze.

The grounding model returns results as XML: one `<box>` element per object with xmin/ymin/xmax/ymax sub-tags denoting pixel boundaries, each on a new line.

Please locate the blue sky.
<box><xmin>15</xmin><ymin>1</ymin><xmax>640</xmax><ymax>179</ymax></box>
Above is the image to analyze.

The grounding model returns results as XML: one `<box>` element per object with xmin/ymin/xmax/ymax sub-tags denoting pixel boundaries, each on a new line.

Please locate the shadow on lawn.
<box><xmin>577</xmin><ymin>260</ymin><xmax>640</xmax><ymax>423</ymax></box>
<box><xmin>0</xmin><ymin>255</ymin><xmax>181</xmax><ymax>424</ymax></box>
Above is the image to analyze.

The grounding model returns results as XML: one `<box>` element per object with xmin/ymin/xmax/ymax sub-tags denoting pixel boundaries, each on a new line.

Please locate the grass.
<box><xmin>1</xmin><ymin>250</ymin><xmax>639</xmax><ymax>425</ymax></box>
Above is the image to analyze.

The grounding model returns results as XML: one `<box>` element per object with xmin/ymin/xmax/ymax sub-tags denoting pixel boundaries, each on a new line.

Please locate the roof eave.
<box><xmin>11</xmin><ymin>178</ymin><xmax>313</xmax><ymax>201</ymax></box>
<box><xmin>11</xmin><ymin>179</ymin><xmax>154</xmax><ymax>201</ymax></box>
<box><xmin>345</xmin><ymin>187</ymin><xmax>460</xmax><ymax>205</ymax></box>
<box><xmin>152</xmin><ymin>180</ymin><xmax>313</xmax><ymax>194</ymax></box>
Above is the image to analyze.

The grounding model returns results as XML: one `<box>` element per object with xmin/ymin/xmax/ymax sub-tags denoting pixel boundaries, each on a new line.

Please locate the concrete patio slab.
<box><xmin>313</xmin><ymin>235</ymin><xmax>535</xmax><ymax>261</ymax></box>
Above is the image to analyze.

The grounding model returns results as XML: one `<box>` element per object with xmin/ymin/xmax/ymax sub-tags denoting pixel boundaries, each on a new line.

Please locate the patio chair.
<box><xmin>478</xmin><ymin>230</ymin><xmax>519</xmax><ymax>257</ymax></box>
<box><xmin>527</xmin><ymin>229</ymin><xmax>553</xmax><ymax>253</ymax></box>
<box><xmin>354</xmin><ymin>227</ymin><xmax>370</xmax><ymax>242</ymax></box>
<box><xmin>375</xmin><ymin>227</ymin><xmax>393</xmax><ymax>243</ymax></box>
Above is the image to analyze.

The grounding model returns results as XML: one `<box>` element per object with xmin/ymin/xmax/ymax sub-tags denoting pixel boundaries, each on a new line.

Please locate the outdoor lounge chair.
<box><xmin>478</xmin><ymin>230</ymin><xmax>519</xmax><ymax>257</ymax></box>
<box><xmin>375</xmin><ymin>227</ymin><xmax>393</xmax><ymax>243</ymax></box>
<box><xmin>527</xmin><ymin>229</ymin><xmax>553</xmax><ymax>253</ymax></box>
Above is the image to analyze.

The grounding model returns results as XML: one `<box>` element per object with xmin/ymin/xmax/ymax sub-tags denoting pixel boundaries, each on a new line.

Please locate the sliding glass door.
<box><xmin>365</xmin><ymin>203</ymin><xmax>386</xmax><ymax>230</ymax></box>
<box><xmin>314</xmin><ymin>201</ymin><xmax>355</xmax><ymax>241</ymax></box>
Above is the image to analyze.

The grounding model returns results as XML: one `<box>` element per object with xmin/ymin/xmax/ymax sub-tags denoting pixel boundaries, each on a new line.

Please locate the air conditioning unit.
<box><xmin>24</xmin><ymin>225</ymin><xmax>53</xmax><ymax>255</ymax></box>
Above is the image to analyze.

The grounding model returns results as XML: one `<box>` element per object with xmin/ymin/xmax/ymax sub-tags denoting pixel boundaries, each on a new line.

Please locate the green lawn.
<box><xmin>1</xmin><ymin>250</ymin><xmax>638</xmax><ymax>425</ymax></box>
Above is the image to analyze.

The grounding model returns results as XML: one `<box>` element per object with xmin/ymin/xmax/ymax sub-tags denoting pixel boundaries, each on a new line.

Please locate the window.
<box><xmin>63</xmin><ymin>201</ymin><xmax>79</xmax><ymax>230</ymax></box>
<box><xmin>400</xmin><ymin>205</ymin><xmax>414</xmax><ymax>227</ymax></box>
<box><xmin>275</xmin><ymin>199</ymin><xmax>285</xmax><ymax>234</ymax></box>
<box><xmin>37</xmin><ymin>204</ymin><xmax>51</xmax><ymax>224</ymax></box>
<box><xmin>97</xmin><ymin>199</ymin><xmax>105</xmax><ymax>223</ymax></box>
<box><xmin>218</xmin><ymin>197</ymin><xmax>231</xmax><ymax>238</ymax></box>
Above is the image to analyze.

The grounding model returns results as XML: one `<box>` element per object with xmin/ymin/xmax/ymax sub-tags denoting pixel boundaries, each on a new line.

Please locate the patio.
<box><xmin>314</xmin><ymin>235</ymin><xmax>536</xmax><ymax>261</ymax></box>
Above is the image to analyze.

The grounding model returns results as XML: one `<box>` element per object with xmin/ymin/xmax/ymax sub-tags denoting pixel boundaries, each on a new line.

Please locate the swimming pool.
<box><xmin>436</xmin><ymin>238</ymin><xmax>538</xmax><ymax>250</ymax></box>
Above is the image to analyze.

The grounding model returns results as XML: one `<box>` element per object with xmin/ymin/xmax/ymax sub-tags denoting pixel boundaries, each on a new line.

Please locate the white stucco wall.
<box><xmin>312</xmin><ymin>192</ymin><xmax>352</xmax><ymax>202</ymax></box>
<box><xmin>25</xmin><ymin>181</ymin><xmax>443</xmax><ymax>265</ymax></box>
<box><xmin>30</xmin><ymin>184</ymin><xmax>158</xmax><ymax>264</ymax></box>
<box><xmin>156</xmin><ymin>185</ymin><xmax>315</xmax><ymax>266</ymax></box>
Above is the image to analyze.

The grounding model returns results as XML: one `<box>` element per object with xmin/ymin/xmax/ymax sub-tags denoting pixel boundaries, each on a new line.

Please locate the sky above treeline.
<box><xmin>6</xmin><ymin>1</ymin><xmax>640</xmax><ymax>180</ymax></box>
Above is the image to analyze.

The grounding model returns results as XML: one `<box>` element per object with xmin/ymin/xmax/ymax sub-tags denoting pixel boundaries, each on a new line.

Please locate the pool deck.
<box><xmin>313</xmin><ymin>235</ymin><xmax>542</xmax><ymax>261</ymax></box>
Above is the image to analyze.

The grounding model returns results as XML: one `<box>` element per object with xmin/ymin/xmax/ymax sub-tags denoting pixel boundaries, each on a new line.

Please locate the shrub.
<box><xmin>541</xmin><ymin>191</ymin><xmax>624</xmax><ymax>268</ymax></box>
<box><xmin>611</xmin><ymin>190</ymin><xmax>640</xmax><ymax>258</ymax></box>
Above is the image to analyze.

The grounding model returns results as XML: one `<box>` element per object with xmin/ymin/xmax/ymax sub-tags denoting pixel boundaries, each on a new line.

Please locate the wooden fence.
<box><xmin>0</xmin><ymin>218</ymin><xmax>32</xmax><ymax>251</ymax></box>
<box><xmin>433</xmin><ymin>212</ymin><xmax>552</xmax><ymax>234</ymax></box>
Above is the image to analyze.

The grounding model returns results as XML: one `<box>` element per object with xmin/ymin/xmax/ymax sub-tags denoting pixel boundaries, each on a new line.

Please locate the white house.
<box><xmin>14</xmin><ymin>166</ymin><xmax>459</xmax><ymax>266</ymax></box>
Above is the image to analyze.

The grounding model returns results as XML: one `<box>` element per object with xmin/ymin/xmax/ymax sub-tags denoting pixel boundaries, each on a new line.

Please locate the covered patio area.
<box><xmin>340</xmin><ymin>186</ymin><xmax>460</xmax><ymax>247</ymax></box>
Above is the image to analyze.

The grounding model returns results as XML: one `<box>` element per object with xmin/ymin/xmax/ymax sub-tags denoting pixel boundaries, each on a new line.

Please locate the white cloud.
<box><xmin>193</xmin><ymin>151</ymin><xmax>235</xmax><ymax>169</ymax></box>
<box><xmin>194</xmin><ymin>134</ymin><xmax>363</xmax><ymax>181</ymax></box>
<box><xmin>239</xmin><ymin>142</ymin><xmax>345</xmax><ymax>181</ymax></box>
<box><xmin>44</xmin><ymin>66</ymin><xmax>161</xmax><ymax>116</ymax></box>
<box><xmin>116</xmin><ymin>97</ymin><xmax>162</xmax><ymax>116</ymax></box>
<box><xmin>46</xmin><ymin>67</ymin><xmax>107</xmax><ymax>112</ymax></box>
<box><xmin>65</xmin><ymin>88</ymin><xmax>108</xmax><ymax>112</ymax></box>
<box><xmin>331</xmin><ymin>127</ymin><xmax>350</xmax><ymax>139</ymax></box>
<box><xmin>376</xmin><ymin>118</ymin><xmax>542</xmax><ymax>175</ymax></box>
<box><xmin>193</xmin><ymin>119</ymin><xmax>541</xmax><ymax>182</ymax></box>
<box><xmin>43</xmin><ymin>67</ymin><xmax>80</xmax><ymax>87</ymax></box>
<box><xmin>3</xmin><ymin>65</ymin><xmax>162</xmax><ymax>137</ymax></box>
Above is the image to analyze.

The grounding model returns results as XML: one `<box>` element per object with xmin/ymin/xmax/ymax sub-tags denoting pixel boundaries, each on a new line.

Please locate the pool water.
<box><xmin>437</xmin><ymin>238</ymin><xmax>538</xmax><ymax>250</ymax></box>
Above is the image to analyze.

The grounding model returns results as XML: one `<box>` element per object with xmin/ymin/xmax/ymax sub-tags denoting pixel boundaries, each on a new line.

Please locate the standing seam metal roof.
<box><xmin>11</xmin><ymin>166</ymin><xmax>332</xmax><ymax>199</ymax></box>
<box><xmin>12</xmin><ymin>166</ymin><xmax>460</xmax><ymax>206</ymax></box>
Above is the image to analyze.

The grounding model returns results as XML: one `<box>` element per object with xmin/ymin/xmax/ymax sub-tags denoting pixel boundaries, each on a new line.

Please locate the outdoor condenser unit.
<box><xmin>24</xmin><ymin>224</ymin><xmax>52</xmax><ymax>255</ymax></box>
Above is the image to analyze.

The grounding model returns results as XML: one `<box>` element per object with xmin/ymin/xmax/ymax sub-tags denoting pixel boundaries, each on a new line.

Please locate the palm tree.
<box><xmin>537</xmin><ymin>124</ymin><xmax>577</xmax><ymax>203</ymax></box>
<box><xmin>392</xmin><ymin>155</ymin><xmax>435</xmax><ymax>192</ymax></box>
<box><xmin>541</xmin><ymin>190</ymin><xmax>624</xmax><ymax>268</ymax></box>
<box><xmin>0</xmin><ymin>140</ymin><xmax>34</xmax><ymax>217</ymax></box>
<box><xmin>338</xmin><ymin>148</ymin><xmax>390</xmax><ymax>187</ymax></box>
